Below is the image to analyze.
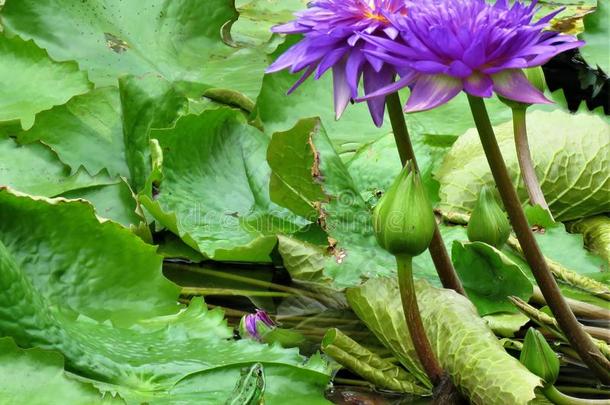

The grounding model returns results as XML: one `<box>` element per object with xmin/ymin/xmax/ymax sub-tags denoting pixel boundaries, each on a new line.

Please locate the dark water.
<box><xmin>326</xmin><ymin>386</ymin><xmax>432</xmax><ymax>405</ymax></box>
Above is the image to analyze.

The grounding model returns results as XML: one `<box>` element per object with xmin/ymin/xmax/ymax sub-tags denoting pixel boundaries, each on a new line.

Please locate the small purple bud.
<box><xmin>240</xmin><ymin>310</ymin><xmax>277</xmax><ymax>341</ymax></box>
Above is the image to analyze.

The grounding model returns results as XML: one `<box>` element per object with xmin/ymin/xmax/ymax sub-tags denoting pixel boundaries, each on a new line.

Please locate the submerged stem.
<box><xmin>467</xmin><ymin>95</ymin><xmax>610</xmax><ymax>384</ymax></box>
<box><xmin>544</xmin><ymin>385</ymin><xmax>610</xmax><ymax>405</ymax></box>
<box><xmin>386</xmin><ymin>92</ymin><xmax>465</xmax><ymax>296</ymax></box>
<box><xmin>396</xmin><ymin>254</ymin><xmax>444</xmax><ymax>385</ymax></box>
<box><xmin>512</xmin><ymin>107</ymin><xmax>549</xmax><ymax>210</ymax></box>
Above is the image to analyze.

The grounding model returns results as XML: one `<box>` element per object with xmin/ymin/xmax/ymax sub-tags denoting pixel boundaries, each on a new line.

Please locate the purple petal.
<box><xmin>271</xmin><ymin>21</ymin><xmax>308</xmax><ymax>34</ymax></box>
<box><xmin>463</xmin><ymin>72</ymin><xmax>494</xmax><ymax>98</ymax></box>
<box><xmin>448</xmin><ymin>60</ymin><xmax>472</xmax><ymax>78</ymax></box>
<box><xmin>405</xmin><ymin>75</ymin><xmax>463</xmax><ymax>112</ymax></box>
<box><xmin>287</xmin><ymin>64</ymin><xmax>316</xmax><ymax>95</ymax></box>
<box><xmin>462</xmin><ymin>39</ymin><xmax>486</xmax><ymax>69</ymax></box>
<box><xmin>363</xmin><ymin>65</ymin><xmax>393</xmax><ymax>127</ymax></box>
<box><xmin>255</xmin><ymin>310</ymin><xmax>276</xmax><ymax>328</ymax></box>
<box><xmin>315</xmin><ymin>47</ymin><xmax>348</xmax><ymax>79</ymax></box>
<box><xmin>346</xmin><ymin>51</ymin><xmax>365</xmax><ymax>98</ymax></box>
<box><xmin>492</xmin><ymin>69</ymin><xmax>552</xmax><ymax>104</ymax></box>
<box><xmin>355</xmin><ymin>70</ymin><xmax>417</xmax><ymax>101</ymax></box>
<box><xmin>244</xmin><ymin>314</ymin><xmax>260</xmax><ymax>339</ymax></box>
<box><xmin>333</xmin><ymin>62</ymin><xmax>352</xmax><ymax>120</ymax></box>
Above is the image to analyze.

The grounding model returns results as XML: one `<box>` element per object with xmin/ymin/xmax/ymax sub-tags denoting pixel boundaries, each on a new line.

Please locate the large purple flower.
<box><xmin>265</xmin><ymin>0</ymin><xmax>409</xmax><ymax>126</ymax></box>
<box><xmin>358</xmin><ymin>0</ymin><xmax>583</xmax><ymax>112</ymax></box>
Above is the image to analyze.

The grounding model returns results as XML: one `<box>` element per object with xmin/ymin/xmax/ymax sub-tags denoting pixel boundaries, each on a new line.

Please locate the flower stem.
<box><xmin>543</xmin><ymin>385</ymin><xmax>610</xmax><ymax>405</ymax></box>
<box><xmin>467</xmin><ymin>95</ymin><xmax>610</xmax><ymax>384</ymax></box>
<box><xmin>395</xmin><ymin>254</ymin><xmax>444</xmax><ymax>385</ymax></box>
<box><xmin>512</xmin><ymin>107</ymin><xmax>549</xmax><ymax>210</ymax></box>
<box><xmin>386</xmin><ymin>92</ymin><xmax>465</xmax><ymax>296</ymax></box>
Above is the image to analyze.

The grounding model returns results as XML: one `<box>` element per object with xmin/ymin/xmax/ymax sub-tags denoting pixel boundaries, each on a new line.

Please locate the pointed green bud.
<box><xmin>499</xmin><ymin>67</ymin><xmax>547</xmax><ymax>110</ymax></box>
<box><xmin>525</xmin><ymin>67</ymin><xmax>547</xmax><ymax>94</ymax></box>
<box><xmin>520</xmin><ymin>328</ymin><xmax>560</xmax><ymax>384</ymax></box>
<box><xmin>373</xmin><ymin>163</ymin><xmax>436</xmax><ymax>257</ymax></box>
<box><xmin>467</xmin><ymin>186</ymin><xmax>511</xmax><ymax>248</ymax></box>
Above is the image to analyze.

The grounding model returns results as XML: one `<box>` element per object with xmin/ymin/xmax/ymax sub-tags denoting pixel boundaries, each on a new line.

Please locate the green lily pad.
<box><xmin>141</xmin><ymin>108</ymin><xmax>306</xmax><ymax>262</ymax></box>
<box><xmin>436</xmin><ymin>109</ymin><xmax>610</xmax><ymax>221</ymax></box>
<box><xmin>268</xmin><ymin>118</ymin><xmax>397</xmax><ymax>287</ymax></box>
<box><xmin>0</xmin><ymin>34</ymin><xmax>92</xmax><ymax>129</ymax></box>
<box><xmin>0</xmin><ymin>0</ymin><xmax>268</xmax><ymax>99</ymax></box>
<box><xmin>0</xmin><ymin>193</ymin><xmax>331</xmax><ymax>403</ymax></box>
<box><xmin>0</xmin><ymin>188</ymin><xmax>179</xmax><ymax>323</ymax></box>
<box><xmin>17</xmin><ymin>87</ymin><xmax>127</xmax><ymax>178</ymax></box>
<box><xmin>0</xmin><ymin>136</ymin><xmax>115</xmax><ymax>196</ymax></box>
<box><xmin>452</xmin><ymin>241</ymin><xmax>533</xmax><ymax>316</ymax></box>
<box><xmin>119</xmin><ymin>75</ymin><xmax>187</xmax><ymax>192</ymax></box>
<box><xmin>59</xmin><ymin>179</ymin><xmax>145</xmax><ymax>229</ymax></box>
<box><xmin>0</xmin><ymin>337</ymin><xmax>118</xmax><ymax>405</ymax></box>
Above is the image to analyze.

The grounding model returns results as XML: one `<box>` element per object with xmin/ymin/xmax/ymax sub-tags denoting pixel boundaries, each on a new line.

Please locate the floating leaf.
<box><xmin>0</xmin><ymin>34</ymin><xmax>92</xmax><ymax>129</ymax></box>
<box><xmin>268</xmin><ymin>118</ymin><xmax>397</xmax><ymax>287</ymax></box>
<box><xmin>452</xmin><ymin>241</ymin><xmax>533</xmax><ymax>316</ymax></box>
<box><xmin>0</xmin><ymin>0</ymin><xmax>268</xmax><ymax>98</ymax></box>
<box><xmin>119</xmin><ymin>75</ymin><xmax>187</xmax><ymax>192</ymax></box>
<box><xmin>0</xmin><ymin>337</ymin><xmax>118</xmax><ymax>405</ymax></box>
<box><xmin>17</xmin><ymin>87</ymin><xmax>127</xmax><ymax>178</ymax></box>
<box><xmin>141</xmin><ymin>108</ymin><xmax>306</xmax><ymax>262</ymax></box>
<box><xmin>0</xmin><ymin>192</ymin><xmax>331</xmax><ymax>403</ymax></box>
<box><xmin>436</xmin><ymin>109</ymin><xmax>610</xmax><ymax>221</ymax></box>
<box><xmin>0</xmin><ymin>136</ymin><xmax>114</xmax><ymax>197</ymax></box>
<box><xmin>0</xmin><ymin>188</ymin><xmax>179</xmax><ymax>323</ymax></box>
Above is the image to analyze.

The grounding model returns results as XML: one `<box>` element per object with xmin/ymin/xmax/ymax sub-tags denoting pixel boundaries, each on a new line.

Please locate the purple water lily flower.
<box><xmin>357</xmin><ymin>0</ymin><xmax>583</xmax><ymax>112</ymax></box>
<box><xmin>265</xmin><ymin>0</ymin><xmax>409</xmax><ymax>127</ymax></box>
<box><xmin>243</xmin><ymin>310</ymin><xmax>276</xmax><ymax>341</ymax></box>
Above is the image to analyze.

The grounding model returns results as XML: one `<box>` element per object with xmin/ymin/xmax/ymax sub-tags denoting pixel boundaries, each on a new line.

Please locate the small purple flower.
<box><xmin>266</xmin><ymin>0</ymin><xmax>409</xmax><ymax>127</ymax></box>
<box><xmin>243</xmin><ymin>310</ymin><xmax>276</xmax><ymax>341</ymax></box>
<box><xmin>358</xmin><ymin>0</ymin><xmax>583</xmax><ymax>112</ymax></box>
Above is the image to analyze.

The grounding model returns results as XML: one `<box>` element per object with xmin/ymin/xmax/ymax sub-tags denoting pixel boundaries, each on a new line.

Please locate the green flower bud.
<box><xmin>525</xmin><ymin>67</ymin><xmax>547</xmax><ymax>94</ymax></box>
<box><xmin>520</xmin><ymin>328</ymin><xmax>560</xmax><ymax>384</ymax></box>
<box><xmin>373</xmin><ymin>163</ymin><xmax>436</xmax><ymax>257</ymax></box>
<box><xmin>467</xmin><ymin>186</ymin><xmax>511</xmax><ymax>248</ymax></box>
<box><xmin>499</xmin><ymin>67</ymin><xmax>547</xmax><ymax>110</ymax></box>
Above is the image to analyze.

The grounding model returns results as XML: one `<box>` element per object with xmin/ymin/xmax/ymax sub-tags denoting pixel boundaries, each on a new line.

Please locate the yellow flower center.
<box><xmin>364</xmin><ymin>10</ymin><xmax>389</xmax><ymax>23</ymax></box>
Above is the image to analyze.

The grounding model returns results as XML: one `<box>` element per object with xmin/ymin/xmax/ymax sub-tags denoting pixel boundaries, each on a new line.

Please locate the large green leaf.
<box><xmin>141</xmin><ymin>108</ymin><xmax>306</xmax><ymax>262</ymax></box>
<box><xmin>17</xmin><ymin>87</ymin><xmax>127</xmax><ymax>178</ymax></box>
<box><xmin>0</xmin><ymin>188</ymin><xmax>179</xmax><ymax>323</ymax></box>
<box><xmin>452</xmin><ymin>241</ymin><xmax>533</xmax><ymax>316</ymax></box>
<box><xmin>168</xmin><ymin>360</ymin><xmax>331</xmax><ymax>405</ymax></box>
<box><xmin>268</xmin><ymin>118</ymin><xmax>398</xmax><ymax>287</ymax></box>
<box><xmin>0</xmin><ymin>136</ymin><xmax>114</xmax><ymax>197</ymax></box>
<box><xmin>436</xmin><ymin>109</ymin><xmax>610</xmax><ymax>221</ymax></box>
<box><xmin>0</xmin><ymin>337</ymin><xmax>117</xmax><ymax>405</ymax></box>
<box><xmin>59</xmin><ymin>180</ymin><xmax>145</xmax><ymax>229</ymax></box>
<box><xmin>0</xmin><ymin>0</ymin><xmax>269</xmax><ymax>99</ymax></box>
<box><xmin>119</xmin><ymin>75</ymin><xmax>187</xmax><ymax>192</ymax></box>
<box><xmin>0</xmin><ymin>193</ymin><xmax>331</xmax><ymax>403</ymax></box>
<box><xmin>347</xmin><ymin>278</ymin><xmax>542</xmax><ymax>405</ymax></box>
<box><xmin>0</xmin><ymin>34</ymin><xmax>92</xmax><ymax>129</ymax></box>
<box><xmin>232</xmin><ymin>0</ymin><xmax>308</xmax><ymax>47</ymax></box>
<box><xmin>580</xmin><ymin>0</ymin><xmax>609</xmax><ymax>74</ymax></box>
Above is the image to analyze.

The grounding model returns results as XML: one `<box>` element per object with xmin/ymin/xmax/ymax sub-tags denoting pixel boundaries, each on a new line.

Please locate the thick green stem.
<box><xmin>467</xmin><ymin>95</ymin><xmax>610</xmax><ymax>384</ymax></box>
<box><xmin>512</xmin><ymin>107</ymin><xmax>549</xmax><ymax>210</ymax></box>
<box><xmin>544</xmin><ymin>385</ymin><xmax>610</xmax><ymax>405</ymax></box>
<box><xmin>386</xmin><ymin>92</ymin><xmax>465</xmax><ymax>296</ymax></box>
<box><xmin>396</xmin><ymin>254</ymin><xmax>444</xmax><ymax>385</ymax></box>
